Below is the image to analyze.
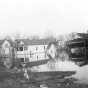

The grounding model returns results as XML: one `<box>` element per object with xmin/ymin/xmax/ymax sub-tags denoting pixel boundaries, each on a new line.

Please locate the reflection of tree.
<box><xmin>47</xmin><ymin>60</ymin><xmax>56</xmax><ymax>70</ymax></box>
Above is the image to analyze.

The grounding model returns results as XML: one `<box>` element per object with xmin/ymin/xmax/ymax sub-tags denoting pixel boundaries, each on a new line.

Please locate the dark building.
<box><xmin>67</xmin><ymin>33</ymin><xmax>88</xmax><ymax>66</ymax></box>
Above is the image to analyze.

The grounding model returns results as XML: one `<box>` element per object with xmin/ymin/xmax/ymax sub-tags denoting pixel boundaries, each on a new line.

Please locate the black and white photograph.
<box><xmin>0</xmin><ymin>0</ymin><xmax>88</xmax><ymax>88</ymax></box>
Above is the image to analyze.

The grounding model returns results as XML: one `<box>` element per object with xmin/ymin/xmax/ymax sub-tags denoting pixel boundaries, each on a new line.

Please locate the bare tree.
<box><xmin>44</xmin><ymin>30</ymin><xmax>55</xmax><ymax>39</ymax></box>
<box><xmin>5</xmin><ymin>35</ymin><xmax>12</xmax><ymax>40</ymax></box>
<box><xmin>29</xmin><ymin>35</ymin><xmax>40</xmax><ymax>40</ymax></box>
<box><xmin>14</xmin><ymin>33</ymin><xmax>21</xmax><ymax>39</ymax></box>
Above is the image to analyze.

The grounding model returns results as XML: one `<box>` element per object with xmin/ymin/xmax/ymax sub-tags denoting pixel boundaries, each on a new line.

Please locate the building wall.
<box><xmin>16</xmin><ymin>44</ymin><xmax>48</xmax><ymax>62</ymax></box>
<box><xmin>0</xmin><ymin>40</ymin><xmax>13</xmax><ymax>68</ymax></box>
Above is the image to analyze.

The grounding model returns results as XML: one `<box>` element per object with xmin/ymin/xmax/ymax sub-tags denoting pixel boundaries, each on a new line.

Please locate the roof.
<box><xmin>0</xmin><ymin>40</ymin><xmax>4</xmax><ymax>45</ymax></box>
<box><xmin>15</xmin><ymin>38</ymin><xmax>56</xmax><ymax>45</ymax></box>
<box><xmin>77</xmin><ymin>33</ymin><xmax>88</xmax><ymax>38</ymax></box>
<box><xmin>0</xmin><ymin>39</ymin><xmax>15</xmax><ymax>47</ymax></box>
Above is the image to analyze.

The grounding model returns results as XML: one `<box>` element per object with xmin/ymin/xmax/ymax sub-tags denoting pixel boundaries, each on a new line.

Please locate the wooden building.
<box><xmin>15</xmin><ymin>38</ymin><xmax>56</xmax><ymax>63</ymax></box>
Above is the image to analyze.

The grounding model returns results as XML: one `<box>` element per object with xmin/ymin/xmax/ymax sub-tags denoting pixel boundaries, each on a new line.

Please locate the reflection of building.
<box><xmin>0</xmin><ymin>39</ymin><xmax>15</xmax><ymax>68</ymax></box>
<box><xmin>15</xmin><ymin>39</ymin><xmax>56</xmax><ymax>62</ymax></box>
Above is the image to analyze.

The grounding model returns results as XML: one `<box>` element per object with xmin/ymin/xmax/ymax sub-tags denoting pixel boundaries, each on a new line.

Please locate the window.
<box><xmin>19</xmin><ymin>47</ymin><xmax>23</xmax><ymax>51</ymax></box>
<box><xmin>30</xmin><ymin>51</ymin><xmax>33</xmax><ymax>58</ymax></box>
<box><xmin>25</xmin><ymin>58</ymin><xmax>29</xmax><ymax>62</ymax></box>
<box><xmin>44</xmin><ymin>46</ymin><xmax>45</xmax><ymax>50</ymax></box>
<box><xmin>20</xmin><ymin>58</ymin><xmax>24</xmax><ymax>62</ymax></box>
<box><xmin>24</xmin><ymin>46</ymin><xmax>28</xmax><ymax>50</ymax></box>
<box><xmin>17</xmin><ymin>47</ymin><xmax>23</xmax><ymax>51</ymax></box>
<box><xmin>5</xmin><ymin>44</ymin><xmax>9</xmax><ymax>47</ymax></box>
<box><xmin>36</xmin><ymin>47</ymin><xmax>38</xmax><ymax>51</ymax></box>
<box><xmin>17</xmin><ymin>48</ymin><xmax>19</xmax><ymax>51</ymax></box>
<box><xmin>37</xmin><ymin>56</ymin><xmax>38</xmax><ymax>59</ymax></box>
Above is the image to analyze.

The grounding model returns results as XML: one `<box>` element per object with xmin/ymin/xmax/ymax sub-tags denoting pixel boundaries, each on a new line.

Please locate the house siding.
<box><xmin>14</xmin><ymin>39</ymin><xmax>55</xmax><ymax>62</ymax></box>
<box><xmin>15</xmin><ymin>44</ymin><xmax>48</xmax><ymax>62</ymax></box>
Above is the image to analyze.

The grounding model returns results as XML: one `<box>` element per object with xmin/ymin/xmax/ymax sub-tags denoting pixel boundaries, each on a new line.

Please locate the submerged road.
<box><xmin>0</xmin><ymin>64</ymin><xmax>87</xmax><ymax>88</ymax></box>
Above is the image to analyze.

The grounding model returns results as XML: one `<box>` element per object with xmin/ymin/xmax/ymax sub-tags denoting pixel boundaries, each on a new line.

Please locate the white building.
<box><xmin>15</xmin><ymin>39</ymin><xmax>56</xmax><ymax>62</ymax></box>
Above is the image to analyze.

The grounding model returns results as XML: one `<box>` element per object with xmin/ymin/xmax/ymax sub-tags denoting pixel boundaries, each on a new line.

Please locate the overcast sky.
<box><xmin>0</xmin><ymin>0</ymin><xmax>88</xmax><ymax>37</ymax></box>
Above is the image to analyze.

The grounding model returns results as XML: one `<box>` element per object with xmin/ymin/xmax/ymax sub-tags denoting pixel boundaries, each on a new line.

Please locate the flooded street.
<box><xmin>0</xmin><ymin>75</ymin><xmax>88</xmax><ymax>88</ymax></box>
<box><xmin>0</xmin><ymin>60</ymin><xmax>88</xmax><ymax>88</ymax></box>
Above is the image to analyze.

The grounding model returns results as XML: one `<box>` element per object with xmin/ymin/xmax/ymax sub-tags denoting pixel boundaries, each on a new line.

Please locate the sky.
<box><xmin>0</xmin><ymin>0</ymin><xmax>88</xmax><ymax>37</ymax></box>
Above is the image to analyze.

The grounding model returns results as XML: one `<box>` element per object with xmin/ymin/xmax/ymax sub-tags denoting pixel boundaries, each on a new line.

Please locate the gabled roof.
<box><xmin>0</xmin><ymin>39</ymin><xmax>15</xmax><ymax>47</ymax></box>
<box><xmin>77</xmin><ymin>33</ymin><xmax>88</xmax><ymax>38</ymax></box>
<box><xmin>15</xmin><ymin>38</ymin><xmax>56</xmax><ymax>45</ymax></box>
